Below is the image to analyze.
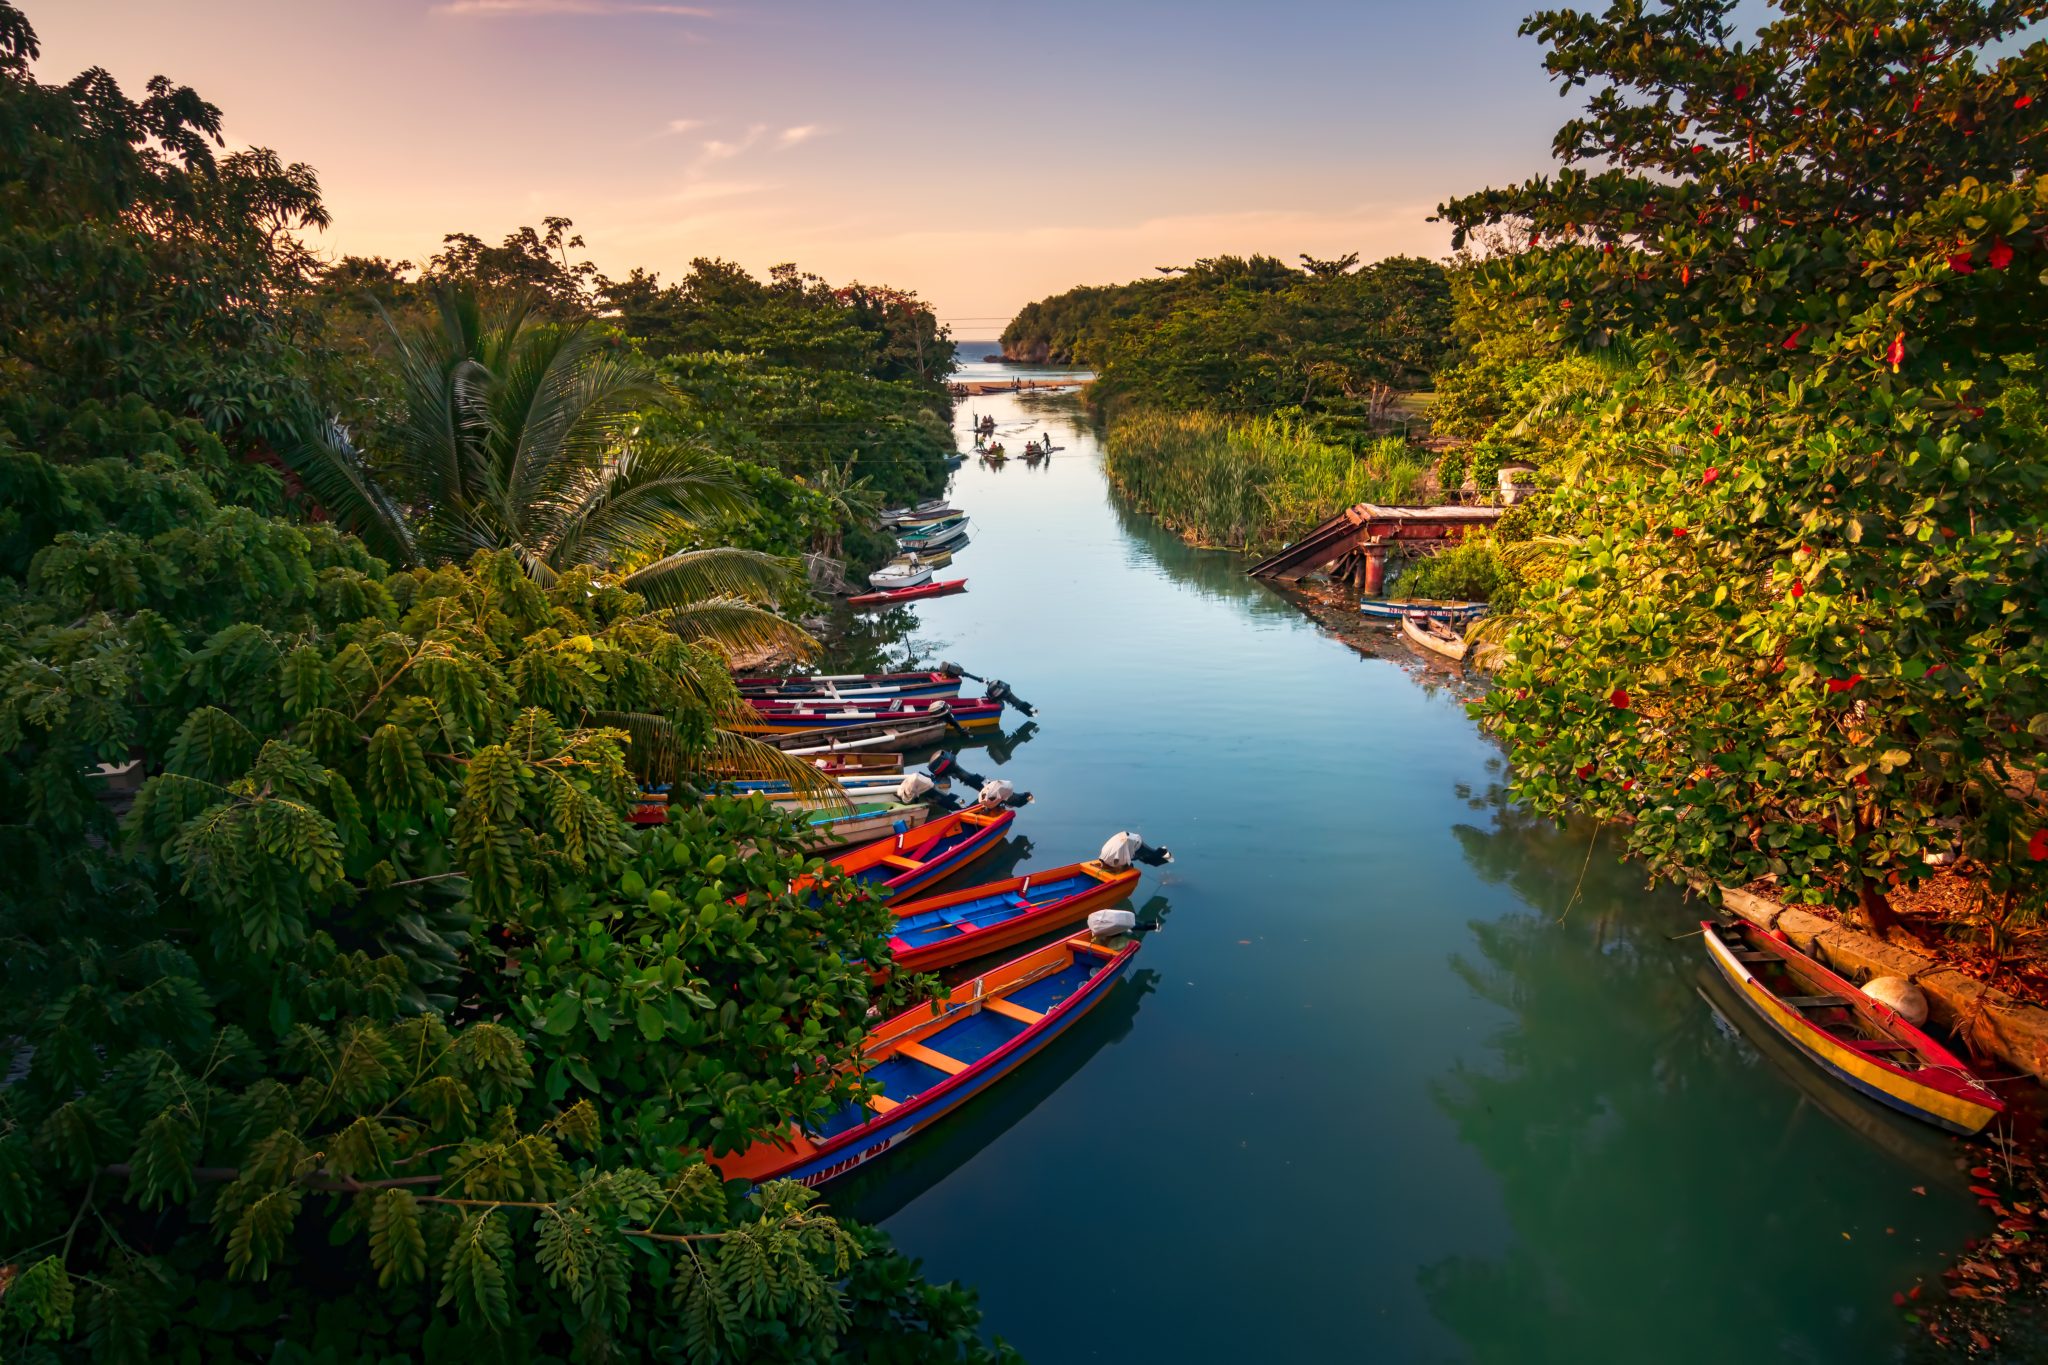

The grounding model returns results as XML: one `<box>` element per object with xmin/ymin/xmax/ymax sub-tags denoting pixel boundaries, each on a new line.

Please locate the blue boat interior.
<box><xmin>803</xmin><ymin>951</ymin><xmax>1109</xmax><ymax>1140</ymax></box>
<box><xmin>850</xmin><ymin>822</ymin><xmax>987</xmax><ymax>887</ymax></box>
<box><xmin>892</xmin><ymin>872</ymin><xmax>1095</xmax><ymax>946</ymax></box>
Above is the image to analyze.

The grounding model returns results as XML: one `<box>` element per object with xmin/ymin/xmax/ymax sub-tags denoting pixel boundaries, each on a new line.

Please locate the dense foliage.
<box><xmin>1440</xmin><ymin>0</ymin><xmax>2048</xmax><ymax>931</ymax></box>
<box><xmin>0</xmin><ymin>5</ymin><xmax>1011</xmax><ymax>1358</ymax></box>
<box><xmin>1102</xmin><ymin>413</ymin><xmax>1423</xmax><ymax>551</ymax></box>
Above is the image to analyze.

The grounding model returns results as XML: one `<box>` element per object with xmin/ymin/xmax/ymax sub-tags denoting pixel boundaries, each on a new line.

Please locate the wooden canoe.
<box><xmin>766</xmin><ymin>721</ymin><xmax>949</xmax><ymax>754</ymax></box>
<box><xmin>883</xmin><ymin>859</ymin><xmax>1140</xmax><ymax>975</ymax></box>
<box><xmin>823</xmin><ymin>802</ymin><xmax>1015</xmax><ymax>903</ymax></box>
<box><xmin>1401</xmin><ymin>614</ymin><xmax>1469</xmax><ymax>663</ymax></box>
<box><xmin>1359</xmin><ymin>598</ymin><xmax>1488</xmax><ymax>623</ymax></box>
<box><xmin>798</xmin><ymin>801</ymin><xmax>931</xmax><ymax>852</ymax></box>
<box><xmin>1702</xmin><ymin>919</ymin><xmax>2004</xmax><ymax>1135</ymax></box>
<box><xmin>738</xmin><ymin>670</ymin><xmax>961</xmax><ymax>701</ymax></box>
<box><xmin>808</xmin><ymin>752</ymin><xmax>904</xmax><ymax>776</ymax></box>
<box><xmin>740</xmin><ymin>698</ymin><xmax>1004</xmax><ymax>735</ymax></box>
<box><xmin>846</xmin><ymin>578</ymin><xmax>969</xmax><ymax>609</ymax></box>
<box><xmin>710</xmin><ymin>929</ymin><xmax>1139</xmax><ymax>1187</ymax></box>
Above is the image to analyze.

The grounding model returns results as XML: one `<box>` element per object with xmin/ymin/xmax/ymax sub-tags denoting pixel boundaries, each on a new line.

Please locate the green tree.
<box><xmin>1440</xmin><ymin>0</ymin><xmax>2048</xmax><ymax>931</ymax></box>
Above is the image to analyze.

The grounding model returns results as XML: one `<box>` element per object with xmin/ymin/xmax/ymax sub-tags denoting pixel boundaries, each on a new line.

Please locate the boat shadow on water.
<box><xmin>830</xmin><ymin>964</ymin><xmax>1162</xmax><ymax>1226</ymax></box>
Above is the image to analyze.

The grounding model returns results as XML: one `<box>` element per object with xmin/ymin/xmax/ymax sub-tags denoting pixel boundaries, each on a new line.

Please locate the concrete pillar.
<box><xmin>1361</xmin><ymin>543</ymin><xmax>1389</xmax><ymax>596</ymax></box>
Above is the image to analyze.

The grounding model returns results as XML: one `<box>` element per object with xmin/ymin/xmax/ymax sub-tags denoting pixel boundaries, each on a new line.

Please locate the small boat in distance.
<box><xmin>710</xmin><ymin>929</ymin><xmax>1140</xmax><ymax>1187</ymax></box>
<box><xmin>882</xmin><ymin>858</ymin><xmax>1141</xmax><ymax>975</ymax></box>
<box><xmin>1358</xmin><ymin>598</ymin><xmax>1488</xmax><ymax>624</ymax></box>
<box><xmin>868</xmin><ymin>558</ymin><xmax>935</xmax><ymax>591</ymax></box>
<box><xmin>1401</xmin><ymin>614</ymin><xmax>1469</xmax><ymax>664</ymax></box>
<box><xmin>847</xmin><ymin>578</ymin><xmax>968</xmax><ymax>608</ymax></box>
<box><xmin>1702</xmin><ymin>919</ymin><xmax>2004</xmax><ymax>1135</ymax></box>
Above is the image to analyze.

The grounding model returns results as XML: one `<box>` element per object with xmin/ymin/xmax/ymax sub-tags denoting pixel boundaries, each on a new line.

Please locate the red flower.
<box><xmin>1712</xmin><ymin>421</ymin><xmax>1723</xmax><ymax>436</ymax></box>
<box><xmin>1886</xmin><ymin>330</ymin><xmax>1906</xmax><ymax>371</ymax></box>
<box><xmin>1855</xmin><ymin>772</ymin><xmax>1872</xmax><ymax>789</ymax></box>
<box><xmin>1825</xmin><ymin>674</ymin><xmax>1863</xmax><ymax>693</ymax></box>
<box><xmin>1790</xmin><ymin>580</ymin><xmax>1806</xmax><ymax>598</ymax></box>
<box><xmin>1603</xmin><ymin>242</ymin><xmax>1615</xmax><ymax>256</ymax></box>
<box><xmin>1733</xmin><ymin>83</ymin><xmax>1749</xmax><ymax>101</ymax></box>
<box><xmin>1948</xmin><ymin>251</ymin><xmax>1975</xmax><ymax>274</ymax></box>
<box><xmin>1681</xmin><ymin>264</ymin><xmax>1691</xmax><ymax>286</ymax></box>
<box><xmin>1610</xmin><ymin>687</ymin><xmax>1631</xmax><ymax>709</ymax></box>
<box><xmin>1576</xmin><ymin>763</ymin><xmax>1596</xmax><ymax>780</ymax></box>
<box><xmin>1782</xmin><ymin>323</ymin><xmax>1809</xmax><ymax>350</ymax></box>
<box><xmin>1911</xmin><ymin>91</ymin><xmax>1923</xmax><ymax>112</ymax></box>
<box><xmin>1892</xmin><ymin>1293</ymin><xmax>1907</xmax><ymax>1307</ymax></box>
<box><xmin>1621</xmin><ymin>779</ymin><xmax>1635</xmax><ymax>791</ymax></box>
<box><xmin>1989</xmin><ymin>238</ymin><xmax>2014</xmax><ymax>270</ymax></box>
<box><xmin>2017</xmin><ymin>94</ymin><xmax>2035</xmax><ymax>110</ymax></box>
<box><xmin>2030</xmin><ymin>829</ymin><xmax>2048</xmax><ymax>861</ymax></box>
<box><xmin>1702</xmin><ymin>466</ymin><xmax>1720</xmax><ymax>486</ymax></box>
<box><xmin>1670</xmin><ymin>527</ymin><xmax>1689</xmax><ymax>538</ymax></box>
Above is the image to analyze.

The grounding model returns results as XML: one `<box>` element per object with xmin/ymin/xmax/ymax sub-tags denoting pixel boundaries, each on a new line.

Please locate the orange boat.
<box><xmin>882</xmin><ymin>858</ymin><xmax>1139</xmax><ymax>975</ymax></box>
<box><xmin>711</xmin><ymin>930</ymin><xmax>1139</xmax><ymax>1187</ymax></box>
<box><xmin>822</xmin><ymin>802</ymin><xmax>1015</xmax><ymax>903</ymax></box>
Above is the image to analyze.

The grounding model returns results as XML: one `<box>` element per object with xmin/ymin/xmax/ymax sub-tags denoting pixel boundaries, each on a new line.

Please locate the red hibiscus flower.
<box><xmin>2030</xmin><ymin>829</ymin><xmax>2048</xmax><ymax>861</ymax></box>
<box><xmin>1790</xmin><ymin>580</ymin><xmax>1806</xmax><ymax>598</ymax></box>
<box><xmin>1702</xmin><ymin>467</ymin><xmax>1720</xmax><ymax>486</ymax></box>
<box><xmin>1825</xmin><ymin>674</ymin><xmax>1863</xmax><ymax>693</ymax></box>
<box><xmin>1886</xmin><ymin>331</ymin><xmax>1906</xmax><ymax>371</ymax></box>
<box><xmin>1989</xmin><ymin>238</ymin><xmax>2014</xmax><ymax>270</ymax></box>
<box><xmin>1610</xmin><ymin>687</ymin><xmax>1631</xmax><ymax>709</ymax></box>
<box><xmin>1948</xmin><ymin>251</ymin><xmax>1975</xmax><ymax>274</ymax></box>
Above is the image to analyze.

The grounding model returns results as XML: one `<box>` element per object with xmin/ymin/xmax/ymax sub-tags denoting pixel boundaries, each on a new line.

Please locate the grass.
<box><xmin>1102</xmin><ymin>410</ymin><xmax>1426</xmax><ymax>552</ymax></box>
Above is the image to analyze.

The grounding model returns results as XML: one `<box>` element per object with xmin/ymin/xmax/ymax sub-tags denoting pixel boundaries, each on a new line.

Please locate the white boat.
<box><xmin>868</xmin><ymin>558</ymin><xmax>935</xmax><ymax>591</ymax></box>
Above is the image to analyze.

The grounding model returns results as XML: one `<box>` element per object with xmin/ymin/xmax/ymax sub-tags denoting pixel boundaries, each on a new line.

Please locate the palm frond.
<box><xmin>278</xmin><ymin>417</ymin><xmax>419</xmax><ymax>567</ymax></box>
<box><xmin>622</xmin><ymin>546</ymin><xmax>801</xmax><ymax>608</ymax></box>
<box><xmin>547</xmin><ymin>444</ymin><xmax>753</xmax><ymax>572</ymax></box>
<box><xmin>651</xmin><ymin>596</ymin><xmax>818</xmax><ymax>663</ymax></box>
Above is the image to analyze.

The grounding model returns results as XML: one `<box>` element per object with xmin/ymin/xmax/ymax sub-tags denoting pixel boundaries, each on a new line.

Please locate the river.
<box><xmin>824</xmin><ymin>358</ymin><xmax>1984</xmax><ymax>1363</ymax></box>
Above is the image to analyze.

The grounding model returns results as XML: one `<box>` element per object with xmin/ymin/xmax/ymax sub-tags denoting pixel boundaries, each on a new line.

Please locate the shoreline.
<box><xmin>948</xmin><ymin>376</ymin><xmax>1088</xmax><ymax>397</ymax></box>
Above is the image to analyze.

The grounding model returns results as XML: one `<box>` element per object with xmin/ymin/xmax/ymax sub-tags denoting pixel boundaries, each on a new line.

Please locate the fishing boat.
<box><xmin>897</xmin><ymin>529</ymin><xmax>970</xmax><ymax>556</ymax></box>
<box><xmin>883</xmin><ymin>506</ymin><xmax>964</xmax><ymax>528</ymax></box>
<box><xmin>885</xmin><ymin>546</ymin><xmax>953</xmax><ymax>569</ymax></box>
<box><xmin>766</xmin><ymin>719</ymin><xmax>950</xmax><ymax>753</ymax></box>
<box><xmin>800</xmin><ymin>801</ymin><xmax>931</xmax><ymax>852</ymax></box>
<box><xmin>721</xmin><ymin>773</ymin><xmax>914</xmax><ymax>803</ymax></box>
<box><xmin>741</xmin><ymin>697</ymin><xmax>1005</xmax><ymax>735</ymax></box>
<box><xmin>710</xmin><ymin>929</ymin><xmax>1140</xmax><ymax>1187</ymax></box>
<box><xmin>1702</xmin><ymin>919</ymin><xmax>2004</xmax><ymax>1135</ymax></box>
<box><xmin>883</xmin><ymin>859</ymin><xmax>1141</xmax><ymax>975</ymax></box>
<box><xmin>1358</xmin><ymin>598</ymin><xmax>1489</xmax><ymax>624</ymax></box>
<box><xmin>808</xmin><ymin>752</ymin><xmax>904</xmax><ymax>777</ymax></box>
<box><xmin>823</xmin><ymin>802</ymin><xmax>1015</xmax><ymax>902</ymax></box>
<box><xmin>846</xmin><ymin>578</ymin><xmax>968</xmax><ymax>609</ymax></box>
<box><xmin>738</xmin><ymin>670</ymin><xmax>962</xmax><ymax>702</ymax></box>
<box><xmin>1401</xmin><ymin>614</ymin><xmax>1469</xmax><ymax>663</ymax></box>
<box><xmin>868</xmin><ymin>559</ymin><xmax>934</xmax><ymax>591</ymax></box>
<box><xmin>880</xmin><ymin>498</ymin><xmax>955</xmax><ymax>524</ymax></box>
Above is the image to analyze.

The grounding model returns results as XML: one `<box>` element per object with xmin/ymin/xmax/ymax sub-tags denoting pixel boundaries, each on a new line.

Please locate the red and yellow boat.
<box><xmin>711</xmin><ymin>929</ymin><xmax>1139</xmax><ymax>1187</ymax></box>
<box><xmin>820</xmin><ymin>802</ymin><xmax>1015</xmax><ymax>903</ymax></box>
<box><xmin>1703</xmin><ymin>919</ymin><xmax>2004</xmax><ymax>1135</ymax></box>
<box><xmin>882</xmin><ymin>858</ymin><xmax>1139</xmax><ymax>975</ymax></box>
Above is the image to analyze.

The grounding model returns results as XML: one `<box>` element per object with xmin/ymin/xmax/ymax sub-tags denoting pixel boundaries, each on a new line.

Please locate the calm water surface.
<box><xmin>829</xmin><ymin>365</ymin><xmax>1983</xmax><ymax>1363</ymax></box>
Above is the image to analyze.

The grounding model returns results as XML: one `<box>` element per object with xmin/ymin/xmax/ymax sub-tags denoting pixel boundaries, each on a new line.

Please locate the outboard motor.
<box><xmin>925</xmin><ymin>752</ymin><xmax>1032</xmax><ymax>806</ymax></box>
<box><xmin>894</xmin><ymin>772</ymin><xmax>936</xmax><ymax>804</ymax></box>
<box><xmin>1086</xmin><ymin>907</ymin><xmax>1139</xmax><ymax>942</ymax></box>
<box><xmin>977</xmin><ymin>778</ymin><xmax>1032</xmax><ymax>809</ymax></box>
<box><xmin>1097</xmin><ymin>831</ymin><xmax>1173</xmax><ymax>870</ymax></box>
<box><xmin>938</xmin><ymin>662</ymin><xmax>1037</xmax><ymax>716</ymax></box>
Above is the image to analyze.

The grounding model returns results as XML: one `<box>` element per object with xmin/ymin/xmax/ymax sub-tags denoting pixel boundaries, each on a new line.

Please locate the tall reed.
<box><xmin>1102</xmin><ymin>410</ymin><xmax>1424</xmax><ymax>552</ymax></box>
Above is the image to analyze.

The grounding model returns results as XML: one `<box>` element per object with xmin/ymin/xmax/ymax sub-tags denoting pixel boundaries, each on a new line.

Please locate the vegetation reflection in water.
<box><xmin>823</xmin><ymin>384</ymin><xmax>1984</xmax><ymax>1364</ymax></box>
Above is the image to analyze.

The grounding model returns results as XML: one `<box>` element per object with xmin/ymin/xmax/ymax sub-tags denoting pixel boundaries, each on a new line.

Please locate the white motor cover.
<box><xmin>1862</xmin><ymin>975</ymin><xmax>1929</xmax><ymax>1026</ymax></box>
<box><xmin>894</xmin><ymin>772</ymin><xmax>935</xmax><ymax>803</ymax></box>
<box><xmin>979</xmin><ymin>779</ymin><xmax>1015</xmax><ymax>805</ymax></box>
<box><xmin>1087</xmin><ymin>908</ymin><xmax>1137</xmax><ymax>941</ymax></box>
<box><xmin>1098</xmin><ymin>832</ymin><xmax>1147</xmax><ymax>870</ymax></box>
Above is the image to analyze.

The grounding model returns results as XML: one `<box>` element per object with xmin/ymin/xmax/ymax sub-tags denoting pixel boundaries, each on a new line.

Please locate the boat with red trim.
<box><xmin>709</xmin><ymin>929</ymin><xmax>1139</xmax><ymax>1187</ymax></box>
<box><xmin>737</xmin><ymin>670</ymin><xmax>962</xmax><ymax>701</ymax></box>
<box><xmin>822</xmin><ymin>802</ymin><xmax>1015</xmax><ymax>902</ymax></box>
<box><xmin>846</xmin><ymin>578</ymin><xmax>968</xmax><ymax>608</ymax></box>
<box><xmin>738</xmin><ymin>697</ymin><xmax>1005</xmax><ymax>735</ymax></box>
<box><xmin>883</xmin><ymin>859</ymin><xmax>1140</xmax><ymax>975</ymax></box>
<box><xmin>1702</xmin><ymin>918</ymin><xmax>2004</xmax><ymax>1134</ymax></box>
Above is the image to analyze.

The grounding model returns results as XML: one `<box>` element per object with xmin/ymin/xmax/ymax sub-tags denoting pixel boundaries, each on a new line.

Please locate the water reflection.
<box><xmin>1421</xmin><ymin>791</ymin><xmax>1981</xmax><ymax>1365</ymax></box>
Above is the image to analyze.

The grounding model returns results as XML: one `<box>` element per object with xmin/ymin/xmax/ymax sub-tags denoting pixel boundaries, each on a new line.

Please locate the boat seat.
<box><xmin>1733</xmin><ymin>950</ymin><xmax>1776</xmax><ymax>963</ymax></box>
<box><xmin>983</xmin><ymin>998</ymin><xmax>1044</xmax><ymax>1025</ymax></box>
<box><xmin>894</xmin><ymin>1041</ymin><xmax>967</xmax><ymax>1075</ymax></box>
<box><xmin>1782</xmin><ymin>994</ymin><xmax>1850</xmax><ymax>1010</ymax></box>
<box><xmin>864</xmin><ymin>1093</ymin><xmax>900</xmax><ymax>1113</ymax></box>
<box><xmin>880</xmin><ymin>855</ymin><xmax>925</xmax><ymax>871</ymax></box>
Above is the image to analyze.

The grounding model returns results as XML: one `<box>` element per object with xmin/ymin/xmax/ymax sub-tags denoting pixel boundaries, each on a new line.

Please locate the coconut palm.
<box><xmin>290</xmin><ymin>287</ymin><xmax>833</xmax><ymax>789</ymax></box>
<box><xmin>798</xmin><ymin>457</ymin><xmax>882</xmax><ymax>562</ymax></box>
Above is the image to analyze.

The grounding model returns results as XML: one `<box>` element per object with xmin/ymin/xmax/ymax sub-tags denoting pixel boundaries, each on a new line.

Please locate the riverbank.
<box><xmin>947</xmin><ymin>376</ymin><xmax>1087</xmax><ymax>397</ymax></box>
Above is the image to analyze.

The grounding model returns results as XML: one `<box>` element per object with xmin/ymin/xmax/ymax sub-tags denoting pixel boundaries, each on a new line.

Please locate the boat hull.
<box><xmin>1401</xmin><ymin>614</ymin><xmax>1468</xmax><ymax>663</ymax></box>
<box><xmin>799</xmin><ymin>802</ymin><xmax>931</xmax><ymax>852</ymax></box>
<box><xmin>825</xmin><ymin>803</ymin><xmax>1016</xmax><ymax>902</ymax></box>
<box><xmin>886</xmin><ymin>860</ymin><xmax>1140</xmax><ymax>974</ymax></box>
<box><xmin>1359</xmin><ymin>598</ymin><xmax>1488</xmax><ymax>623</ymax></box>
<box><xmin>767</xmin><ymin>721</ymin><xmax>949</xmax><ymax>753</ymax></box>
<box><xmin>846</xmin><ymin>578</ymin><xmax>969</xmax><ymax>608</ymax></box>
<box><xmin>712</xmin><ymin>933</ymin><xmax>1138</xmax><ymax>1187</ymax></box>
<box><xmin>1703</xmin><ymin>921</ymin><xmax>2001</xmax><ymax>1135</ymax></box>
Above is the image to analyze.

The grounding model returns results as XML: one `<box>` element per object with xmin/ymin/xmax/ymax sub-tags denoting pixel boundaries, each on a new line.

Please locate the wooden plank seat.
<box><xmin>895</xmin><ymin>1040</ymin><xmax>967</xmax><ymax>1075</ymax></box>
<box><xmin>983</xmin><ymin>998</ymin><xmax>1044</xmax><ymax>1025</ymax></box>
<box><xmin>880</xmin><ymin>855</ymin><xmax>924</xmax><ymax>870</ymax></box>
<box><xmin>1782</xmin><ymin>994</ymin><xmax>1849</xmax><ymax>1010</ymax></box>
<box><xmin>865</xmin><ymin>1093</ymin><xmax>900</xmax><ymax>1113</ymax></box>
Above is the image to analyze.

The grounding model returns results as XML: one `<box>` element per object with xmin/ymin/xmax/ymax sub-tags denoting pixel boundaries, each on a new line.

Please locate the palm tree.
<box><xmin>290</xmin><ymin>286</ymin><xmax>831</xmax><ymax>789</ymax></box>
<box><xmin>798</xmin><ymin>457</ymin><xmax>881</xmax><ymax>563</ymax></box>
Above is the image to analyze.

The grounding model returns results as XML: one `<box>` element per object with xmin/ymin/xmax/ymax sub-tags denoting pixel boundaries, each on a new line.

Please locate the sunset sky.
<box><xmin>34</xmin><ymin>0</ymin><xmax>1571</xmax><ymax>330</ymax></box>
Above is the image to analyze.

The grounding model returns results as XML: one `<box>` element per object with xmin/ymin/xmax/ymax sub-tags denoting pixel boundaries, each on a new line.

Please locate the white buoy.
<box><xmin>1862</xmin><ymin>976</ymin><xmax>1929</xmax><ymax>1026</ymax></box>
